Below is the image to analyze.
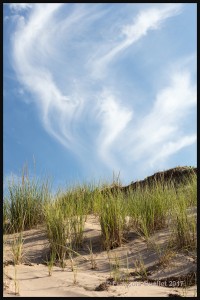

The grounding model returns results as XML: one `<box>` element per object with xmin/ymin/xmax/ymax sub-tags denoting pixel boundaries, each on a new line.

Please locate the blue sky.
<box><xmin>3</xmin><ymin>3</ymin><xmax>197</xmax><ymax>192</ymax></box>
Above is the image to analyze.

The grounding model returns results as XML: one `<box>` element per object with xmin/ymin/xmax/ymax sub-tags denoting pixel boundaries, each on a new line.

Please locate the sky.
<box><xmin>3</xmin><ymin>3</ymin><xmax>197</xmax><ymax>192</ymax></box>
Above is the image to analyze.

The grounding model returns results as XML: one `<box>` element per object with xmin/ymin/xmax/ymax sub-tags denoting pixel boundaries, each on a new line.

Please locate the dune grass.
<box><xmin>3</xmin><ymin>198</ymin><xmax>10</xmax><ymax>233</ymax></box>
<box><xmin>4</xmin><ymin>166</ymin><xmax>50</xmax><ymax>233</ymax></box>
<box><xmin>170</xmin><ymin>187</ymin><xmax>197</xmax><ymax>251</ymax></box>
<box><xmin>3</xmin><ymin>166</ymin><xmax>197</xmax><ymax>258</ymax></box>
<box><xmin>99</xmin><ymin>191</ymin><xmax>128</xmax><ymax>250</ymax></box>
<box><xmin>11</xmin><ymin>232</ymin><xmax>24</xmax><ymax>265</ymax></box>
<box><xmin>126</xmin><ymin>173</ymin><xmax>197</xmax><ymax>249</ymax></box>
<box><xmin>44</xmin><ymin>200</ymin><xmax>69</xmax><ymax>261</ymax></box>
<box><xmin>127</xmin><ymin>180</ymin><xmax>177</xmax><ymax>239</ymax></box>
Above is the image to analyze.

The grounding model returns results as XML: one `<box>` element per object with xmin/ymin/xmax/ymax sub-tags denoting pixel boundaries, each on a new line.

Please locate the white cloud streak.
<box><xmin>125</xmin><ymin>71</ymin><xmax>196</xmax><ymax>162</ymax></box>
<box><xmin>9</xmin><ymin>3</ymin><xmax>32</xmax><ymax>12</ymax></box>
<box><xmin>96</xmin><ymin>90</ymin><xmax>133</xmax><ymax>167</ymax></box>
<box><xmin>9</xmin><ymin>3</ymin><xmax>196</xmax><ymax>178</ymax></box>
<box><xmin>12</xmin><ymin>4</ymin><xmax>81</xmax><ymax>151</ymax></box>
<box><xmin>149</xmin><ymin>135</ymin><xmax>196</xmax><ymax>167</ymax></box>
<box><xmin>90</xmin><ymin>4</ymin><xmax>183</xmax><ymax>78</ymax></box>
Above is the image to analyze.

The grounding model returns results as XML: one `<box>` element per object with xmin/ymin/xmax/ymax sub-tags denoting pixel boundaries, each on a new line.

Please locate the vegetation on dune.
<box><xmin>99</xmin><ymin>192</ymin><xmax>128</xmax><ymax>250</ymax></box>
<box><xmin>3</xmin><ymin>165</ymin><xmax>197</xmax><ymax>266</ymax></box>
<box><xmin>3</xmin><ymin>165</ymin><xmax>50</xmax><ymax>233</ymax></box>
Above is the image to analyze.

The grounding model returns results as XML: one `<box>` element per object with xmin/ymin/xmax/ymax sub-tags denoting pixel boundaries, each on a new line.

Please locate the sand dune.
<box><xmin>3</xmin><ymin>214</ymin><xmax>196</xmax><ymax>297</ymax></box>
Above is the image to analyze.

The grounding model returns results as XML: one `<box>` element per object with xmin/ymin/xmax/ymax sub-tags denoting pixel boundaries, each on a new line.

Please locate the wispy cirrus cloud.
<box><xmin>7</xmin><ymin>3</ymin><xmax>196</xmax><ymax>180</ymax></box>
<box><xmin>89</xmin><ymin>3</ymin><xmax>183</xmax><ymax>78</ymax></box>
<box><xmin>149</xmin><ymin>135</ymin><xmax>196</xmax><ymax>167</ymax></box>
<box><xmin>121</xmin><ymin>70</ymin><xmax>196</xmax><ymax>167</ymax></box>
<box><xmin>96</xmin><ymin>89</ymin><xmax>133</xmax><ymax>168</ymax></box>
<box><xmin>9</xmin><ymin>3</ymin><xmax>32</xmax><ymax>12</ymax></box>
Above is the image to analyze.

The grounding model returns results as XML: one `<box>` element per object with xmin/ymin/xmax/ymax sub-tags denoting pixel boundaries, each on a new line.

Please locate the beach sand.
<box><xmin>3</xmin><ymin>215</ymin><xmax>197</xmax><ymax>297</ymax></box>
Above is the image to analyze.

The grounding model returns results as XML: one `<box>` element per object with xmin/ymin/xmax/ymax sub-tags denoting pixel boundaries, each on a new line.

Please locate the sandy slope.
<box><xmin>3</xmin><ymin>215</ymin><xmax>197</xmax><ymax>297</ymax></box>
